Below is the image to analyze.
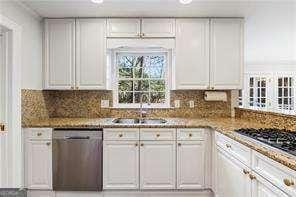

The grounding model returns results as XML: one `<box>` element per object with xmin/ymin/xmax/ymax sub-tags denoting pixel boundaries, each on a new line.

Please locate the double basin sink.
<box><xmin>112</xmin><ymin>118</ymin><xmax>167</xmax><ymax>125</ymax></box>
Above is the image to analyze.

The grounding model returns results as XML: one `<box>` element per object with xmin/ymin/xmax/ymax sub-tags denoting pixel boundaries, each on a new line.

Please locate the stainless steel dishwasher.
<box><xmin>52</xmin><ymin>128</ymin><xmax>103</xmax><ymax>191</ymax></box>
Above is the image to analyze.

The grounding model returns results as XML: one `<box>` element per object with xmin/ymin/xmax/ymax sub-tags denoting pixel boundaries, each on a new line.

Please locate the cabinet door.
<box><xmin>141</xmin><ymin>18</ymin><xmax>175</xmax><ymax>37</ymax></box>
<box><xmin>26</xmin><ymin>140</ymin><xmax>52</xmax><ymax>190</ymax></box>
<box><xmin>252</xmin><ymin>172</ymin><xmax>289</xmax><ymax>197</ymax></box>
<box><xmin>140</xmin><ymin>141</ymin><xmax>176</xmax><ymax>190</ymax></box>
<box><xmin>103</xmin><ymin>141</ymin><xmax>139</xmax><ymax>189</ymax></box>
<box><xmin>177</xmin><ymin>141</ymin><xmax>205</xmax><ymax>189</ymax></box>
<box><xmin>210</xmin><ymin>19</ymin><xmax>243</xmax><ymax>90</ymax></box>
<box><xmin>175</xmin><ymin>19</ymin><xmax>210</xmax><ymax>89</ymax></box>
<box><xmin>44</xmin><ymin>19</ymin><xmax>75</xmax><ymax>90</ymax></box>
<box><xmin>210</xmin><ymin>19</ymin><xmax>243</xmax><ymax>89</ymax></box>
<box><xmin>216</xmin><ymin>147</ymin><xmax>251</xmax><ymax>197</ymax></box>
<box><xmin>107</xmin><ymin>19</ymin><xmax>141</xmax><ymax>37</ymax></box>
<box><xmin>76</xmin><ymin>19</ymin><xmax>107</xmax><ymax>90</ymax></box>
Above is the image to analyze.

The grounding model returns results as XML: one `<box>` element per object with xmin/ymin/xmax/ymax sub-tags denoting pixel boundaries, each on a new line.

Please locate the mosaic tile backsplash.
<box><xmin>22</xmin><ymin>89</ymin><xmax>232</xmax><ymax>122</ymax></box>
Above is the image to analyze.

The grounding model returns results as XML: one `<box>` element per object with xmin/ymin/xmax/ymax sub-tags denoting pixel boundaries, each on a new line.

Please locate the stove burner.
<box><xmin>235</xmin><ymin>128</ymin><xmax>296</xmax><ymax>156</ymax></box>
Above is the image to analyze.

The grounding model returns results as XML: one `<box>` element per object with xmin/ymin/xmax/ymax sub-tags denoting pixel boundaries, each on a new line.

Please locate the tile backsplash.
<box><xmin>22</xmin><ymin>89</ymin><xmax>232</xmax><ymax>122</ymax></box>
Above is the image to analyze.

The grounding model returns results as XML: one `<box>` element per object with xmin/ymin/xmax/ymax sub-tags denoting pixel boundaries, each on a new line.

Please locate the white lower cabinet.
<box><xmin>177</xmin><ymin>141</ymin><xmax>205</xmax><ymax>189</ymax></box>
<box><xmin>140</xmin><ymin>141</ymin><xmax>176</xmax><ymax>189</ymax></box>
<box><xmin>103</xmin><ymin>141</ymin><xmax>139</xmax><ymax>189</ymax></box>
<box><xmin>251</xmin><ymin>172</ymin><xmax>290</xmax><ymax>197</ymax></box>
<box><xmin>216</xmin><ymin>146</ymin><xmax>251</xmax><ymax>197</ymax></box>
<box><xmin>26</xmin><ymin>140</ymin><xmax>52</xmax><ymax>190</ymax></box>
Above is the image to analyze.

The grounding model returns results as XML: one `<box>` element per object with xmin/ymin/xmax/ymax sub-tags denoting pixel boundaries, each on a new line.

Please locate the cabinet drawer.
<box><xmin>215</xmin><ymin>132</ymin><xmax>251</xmax><ymax>167</ymax></box>
<box><xmin>104</xmin><ymin>128</ymin><xmax>139</xmax><ymax>140</ymax></box>
<box><xmin>177</xmin><ymin>128</ymin><xmax>205</xmax><ymax>141</ymax></box>
<box><xmin>252</xmin><ymin>151</ymin><xmax>296</xmax><ymax>197</ymax></box>
<box><xmin>140</xmin><ymin>128</ymin><xmax>176</xmax><ymax>141</ymax></box>
<box><xmin>25</xmin><ymin>128</ymin><xmax>52</xmax><ymax>140</ymax></box>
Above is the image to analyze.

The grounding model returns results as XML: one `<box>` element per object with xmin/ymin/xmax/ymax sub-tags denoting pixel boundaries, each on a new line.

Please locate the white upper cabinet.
<box><xmin>107</xmin><ymin>18</ymin><xmax>141</xmax><ymax>37</ymax></box>
<box><xmin>175</xmin><ymin>19</ymin><xmax>210</xmax><ymax>89</ymax></box>
<box><xmin>141</xmin><ymin>18</ymin><xmax>175</xmax><ymax>37</ymax></box>
<box><xmin>210</xmin><ymin>18</ymin><xmax>244</xmax><ymax>90</ymax></box>
<box><xmin>44</xmin><ymin>19</ymin><xmax>75</xmax><ymax>90</ymax></box>
<box><xmin>76</xmin><ymin>19</ymin><xmax>107</xmax><ymax>90</ymax></box>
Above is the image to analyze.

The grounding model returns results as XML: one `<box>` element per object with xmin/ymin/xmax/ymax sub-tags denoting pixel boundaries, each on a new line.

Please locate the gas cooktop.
<box><xmin>235</xmin><ymin>128</ymin><xmax>296</xmax><ymax>156</ymax></box>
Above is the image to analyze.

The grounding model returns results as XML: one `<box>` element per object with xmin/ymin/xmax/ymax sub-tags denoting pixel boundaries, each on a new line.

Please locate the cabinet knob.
<box><xmin>118</xmin><ymin>134</ymin><xmax>123</xmax><ymax>138</ymax></box>
<box><xmin>226</xmin><ymin>144</ymin><xmax>231</xmax><ymax>148</ymax></box>
<box><xmin>140</xmin><ymin>143</ymin><xmax>144</xmax><ymax>147</ymax></box>
<box><xmin>46</xmin><ymin>142</ymin><xmax>51</xmax><ymax>146</ymax></box>
<box><xmin>75</xmin><ymin>87</ymin><xmax>79</xmax><ymax>90</ymax></box>
<box><xmin>283</xmin><ymin>179</ymin><xmax>295</xmax><ymax>187</ymax></box>
<box><xmin>0</xmin><ymin>124</ymin><xmax>5</xmax><ymax>132</ymax></box>
<box><xmin>156</xmin><ymin>134</ymin><xmax>160</xmax><ymax>138</ymax></box>
<box><xmin>71</xmin><ymin>87</ymin><xmax>74</xmax><ymax>90</ymax></box>
<box><xmin>211</xmin><ymin>87</ymin><xmax>214</xmax><ymax>90</ymax></box>
<box><xmin>178</xmin><ymin>143</ymin><xmax>181</xmax><ymax>146</ymax></box>
<box><xmin>142</xmin><ymin>33</ymin><xmax>145</xmax><ymax>37</ymax></box>
<box><xmin>249</xmin><ymin>174</ymin><xmax>256</xmax><ymax>180</ymax></box>
<box><xmin>243</xmin><ymin>169</ymin><xmax>249</xmax><ymax>175</ymax></box>
<box><xmin>37</xmin><ymin>133</ymin><xmax>42</xmax><ymax>136</ymax></box>
<box><xmin>189</xmin><ymin>133</ymin><xmax>193</xmax><ymax>137</ymax></box>
<box><xmin>135</xmin><ymin>143</ymin><xmax>138</xmax><ymax>147</ymax></box>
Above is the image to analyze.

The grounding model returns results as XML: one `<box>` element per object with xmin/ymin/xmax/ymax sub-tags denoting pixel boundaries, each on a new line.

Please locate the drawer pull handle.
<box><xmin>135</xmin><ymin>143</ymin><xmax>138</xmax><ymax>147</ymax></box>
<box><xmin>156</xmin><ymin>134</ymin><xmax>160</xmax><ymax>137</ymax></box>
<box><xmin>140</xmin><ymin>143</ymin><xmax>144</xmax><ymax>147</ymax></box>
<box><xmin>178</xmin><ymin>143</ymin><xmax>181</xmax><ymax>146</ymax></box>
<box><xmin>226</xmin><ymin>144</ymin><xmax>231</xmax><ymax>148</ymax></box>
<box><xmin>0</xmin><ymin>124</ymin><xmax>5</xmax><ymax>132</ymax></box>
<box><xmin>189</xmin><ymin>133</ymin><xmax>193</xmax><ymax>137</ymax></box>
<box><xmin>37</xmin><ymin>133</ymin><xmax>42</xmax><ymax>136</ymax></box>
<box><xmin>243</xmin><ymin>169</ymin><xmax>249</xmax><ymax>175</ymax></box>
<box><xmin>283</xmin><ymin>179</ymin><xmax>294</xmax><ymax>186</ymax></box>
<box><xmin>249</xmin><ymin>174</ymin><xmax>256</xmax><ymax>180</ymax></box>
<box><xmin>46</xmin><ymin>142</ymin><xmax>51</xmax><ymax>146</ymax></box>
<box><xmin>118</xmin><ymin>134</ymin><xmax>123</xmax><ymax>137</ymax></box>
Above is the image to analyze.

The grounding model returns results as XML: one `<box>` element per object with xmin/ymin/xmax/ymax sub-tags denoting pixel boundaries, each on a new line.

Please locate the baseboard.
<box><xmin>27</xmin><ymin>189</ymin><xmax>214</xmax><ymax>197</ymax></box>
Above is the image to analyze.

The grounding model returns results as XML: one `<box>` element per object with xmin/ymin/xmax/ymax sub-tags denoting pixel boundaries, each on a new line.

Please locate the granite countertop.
<box><xmin>22</xmin><ymin>117</ymin><xmax>296</xmax><ymax>171</ymax></box>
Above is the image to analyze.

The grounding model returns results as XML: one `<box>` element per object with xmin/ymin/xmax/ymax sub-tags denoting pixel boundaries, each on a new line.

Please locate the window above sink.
<box><xmin>111</xmin><ymin>48</ymin><xmax>171</xmax><ymax>108</ymax></box>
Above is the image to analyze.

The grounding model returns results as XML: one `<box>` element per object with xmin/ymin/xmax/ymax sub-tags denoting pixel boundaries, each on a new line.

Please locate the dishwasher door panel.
<box><xmin>53</xmin><ymin>139</ymin><xmax>102</xmax><ymax>191</ymax></box>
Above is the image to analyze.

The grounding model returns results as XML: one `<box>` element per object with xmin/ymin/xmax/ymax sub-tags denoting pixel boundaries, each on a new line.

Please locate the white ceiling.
<box><xmin>18</xmin><ymin>0</ymin><xmax>296</xmax><ymax>18</ymax></box>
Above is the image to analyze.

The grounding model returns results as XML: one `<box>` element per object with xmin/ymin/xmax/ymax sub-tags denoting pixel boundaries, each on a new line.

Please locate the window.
<box><xmin>248</xmin><ymin>76</ymin><xmax>267</xmax><ymax>109</ymax></box>
<box><xmin>238</xmin><ymin>90</ymin><xmax>243</xmax><ymax>107</ymax></box>
<box><xmin>277</xmin><ymin>77</ymin><xmax>294</xmax><ymax>113</ymax></box>
<box><xmin>113</xmin><ymin>50</ymin><xmax>170</xmax><ymax>108</ymax></box>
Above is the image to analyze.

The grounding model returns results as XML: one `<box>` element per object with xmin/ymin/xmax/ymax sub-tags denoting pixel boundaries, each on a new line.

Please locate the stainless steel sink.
<box><xmin>112</xmin><ymin>118</ymin><xmax>167</xmax><ymax>124</ymax></box>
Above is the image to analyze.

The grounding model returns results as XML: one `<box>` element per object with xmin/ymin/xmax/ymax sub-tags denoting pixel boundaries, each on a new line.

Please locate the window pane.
<box><xmin>249</xmin><ymin>78</ymin><xmax>254</xmax><ymax>87</ymax></box>
<box><xmin>257</xmin><ymin>88</ymin><xmax>260</xmax><ymax>97</ymax></box>
<box><xmin>151</xmin><ymin>92</ymin><xmax>165</xmax><ymax>103</ymax></box>
<box><xmin>261</xmin><ymin>88</ymin><xmax>266</xmax><ymax>97</ymax></box>
<box><xmin>148</xmin><ymin>67</ymin><xmax>164</xmax><ymax>78</ymax></box>
<box><xmin>118</xmin><ymin>80</ymin><xmax>133</xmax><ymax>91</ymax></box>
<box><xmin>118</xmin><ymin>56</ymin><xmax>135</xmax><ymax>67</ymax></box>
<box><xmin>278</xmin><ymin>78</ymin><xmax>283</xmax><ymax>87</ymax></box>
<box><xmin>278</xmin><ymin>88</ymin><xmax>282</xmax><ymax>97</ymax></box>
<box><xmin>118</xmin><ymin>92</ymin><xmax>133</xmax><ymax>103</ymax></box>
<box><xmin>134</xmin><ymin>67</ymin><xmax>144</xmax><ymax>78</ymax></box>
<box><xmin>261</xmin><ymin>80</ymin><xmax>266</xmax><ymax>87</ymax></box>
<box><xmin>150</xmin><ymin>56</ymin><xmax>165</xmax><ymax>67</ymax></box>
<box><xmin>278</xmin><ymin>98</ymin><xmax>282</xmax><ymax>104</ymax></box>
<box><xmin>284</xmin><ymin>78</ymin><xmax>288</xmax><ymax>86</ymax></box>
<box><xmin>134</xmin><ymin>80</ymin><xmax>149</xmax><ymax>91</ymax></box>
<box><xmin>150</xmin><ymin>80</ymin><xmax>165</xmax><ymax>92</ymax></box>
<box><xmin>284</xmin><ymin>88</ymin><xmax>288</xmax><ymax>97</ymax></box>
<box><xmin>119</xmin><ymin>67</ymin><xmax>133</xmax><ymax>78</ymax></box>
<box><xmin>134</xmin><ymin>92</ymin><xmax>149</xmax><ymax>103</ymax></box>
<box><xmin>250</xmin><ymin>88</ymin><xmax>254</xmax><ymax>97</ymax></box>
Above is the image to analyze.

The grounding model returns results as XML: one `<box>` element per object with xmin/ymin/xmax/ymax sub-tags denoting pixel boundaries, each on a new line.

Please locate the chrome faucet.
<box><xmin>139</xmin><ymin>94</ymin><xmax>151</xmax><ymax>122</ymax></box>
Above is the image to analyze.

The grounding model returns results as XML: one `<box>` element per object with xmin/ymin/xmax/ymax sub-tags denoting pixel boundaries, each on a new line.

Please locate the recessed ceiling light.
<box><xmin>91</xmin><ymin>0</ymin><xmax>103</xmax><ymax>4</ymax></box>
<box><xmin>179</xmin><ymin>0</ymin><xmax>192</xmax><ymax>4</ymax></box>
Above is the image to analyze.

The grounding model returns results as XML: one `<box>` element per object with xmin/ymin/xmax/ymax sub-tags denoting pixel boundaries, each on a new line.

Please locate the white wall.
<box><xmin>0</xmin><ymin>1</ymin><xmax>43</xmax><ymax>90</ymax></box>
<box><xmin>244</xmin><ymin>2</ymin><xmax>296</xmax><ymax>66</ymax></box>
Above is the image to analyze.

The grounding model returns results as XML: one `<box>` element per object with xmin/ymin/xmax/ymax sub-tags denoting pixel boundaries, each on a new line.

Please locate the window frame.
<box><xmin>111</xmin><ymin>48</ymin><xmax>171</xmax><ymax>109</ymax></box>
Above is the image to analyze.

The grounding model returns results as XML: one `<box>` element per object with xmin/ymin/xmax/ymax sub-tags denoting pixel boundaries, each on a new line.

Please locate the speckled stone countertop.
<box><xmin>23</xmin><ymin>117</ymin><xmax>296</xmax><ymax>171</ymax></box>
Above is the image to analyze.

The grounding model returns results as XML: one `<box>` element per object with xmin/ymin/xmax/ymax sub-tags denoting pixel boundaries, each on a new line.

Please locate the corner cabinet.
<box><xmin>210</xmin><ymin>18</ymin><xmax>244</xmax><ymax>90</ymax></box>
<box><xmin>44</xmin><ymin>19</ymin><xmax>75</xmax><ymax>90</ymax></box>
<box><xmin>44</xmin><ymin>18</ymin><xmax>107</xmax><ymax>90</ymax></box>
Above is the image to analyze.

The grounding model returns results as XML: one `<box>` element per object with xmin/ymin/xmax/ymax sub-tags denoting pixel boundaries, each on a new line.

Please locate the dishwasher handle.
<box><xmin>65</xmin><ymin>136</ymin><xmax>90</xmax><ymax>140</ymax></box>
